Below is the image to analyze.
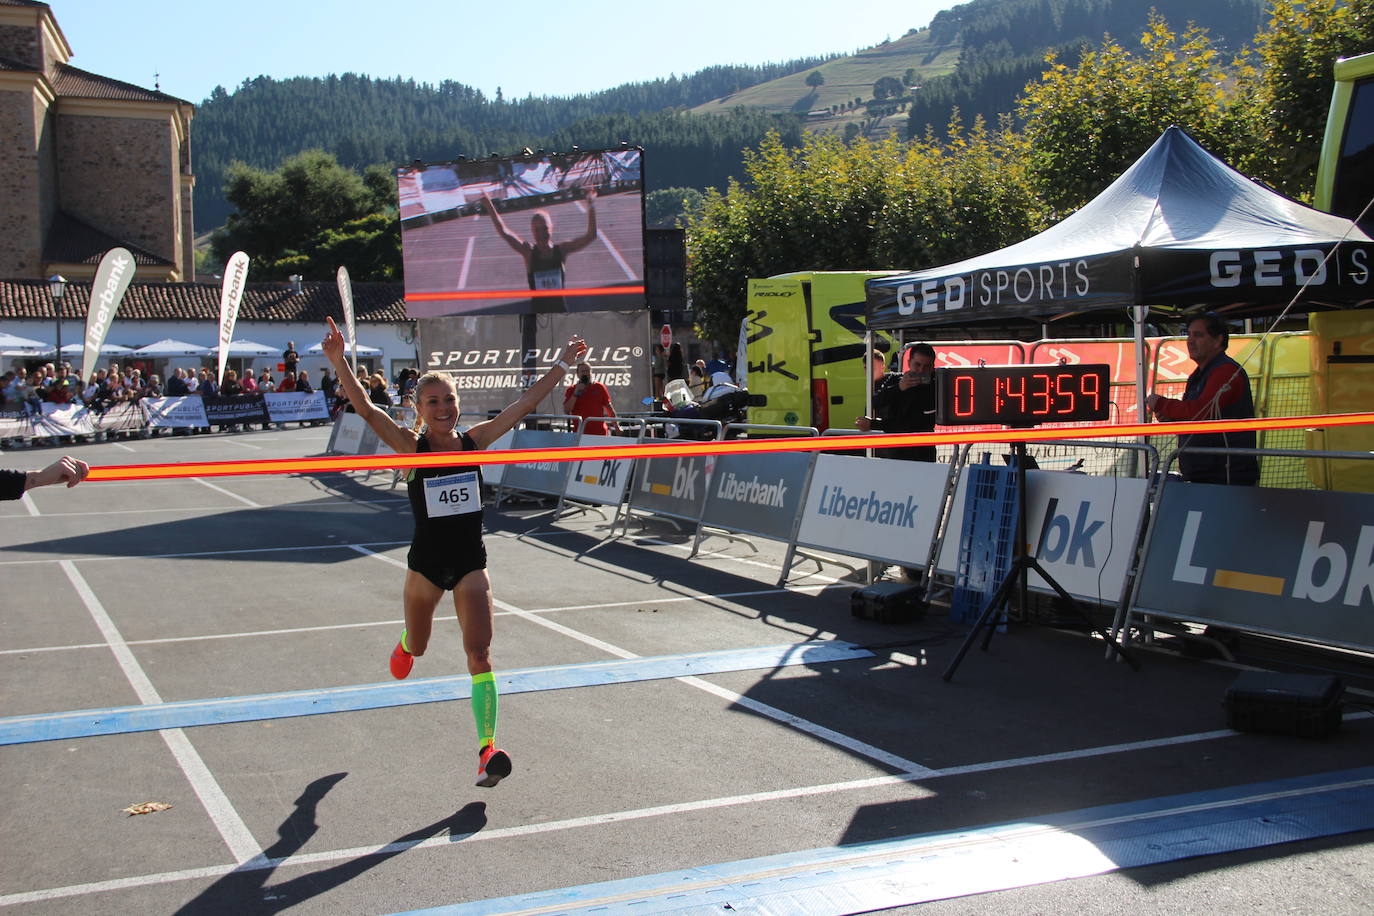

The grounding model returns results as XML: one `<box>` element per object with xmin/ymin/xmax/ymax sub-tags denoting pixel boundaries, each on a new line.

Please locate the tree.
<box><xmin>806</xmin><ymin>70</ymin><xmax>825</xmax><ymax>88</ymax></box>
<box><xmin>1016</xmin><ymin>17</ymin><xmax>1249</xmax><ymax>217</ymax></box>
<box><xmin>645</xmin><ymin>187</ymin><xmax>705</xmax><ymax>228</ymax></box>
<box><xmin>903</xmin><ymin>68</ymin><xmax>917</xmax><ymax>86</ymax></box>
<box><xmin>1241</xmin><ymin>0</ymin><xmax>1374</xmax><ymax>197</ymax></box>
<box><xmin>873</xmin><ymin>76</ymin><xmax>904</xmax><ymax>100</ymax></box>
<box><xmin>686</xmin><ymin>122</ymin><xmax>1044</xmax><ymax>343</ymax></box>
<box><xmin>211</xmin><ymin>150</ymin><xmax>399</xmax><ymax>279</ymax></box>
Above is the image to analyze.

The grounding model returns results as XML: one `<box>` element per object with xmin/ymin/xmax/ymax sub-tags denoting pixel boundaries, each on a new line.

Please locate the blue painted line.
<box><xmin>392</xmin><ymin>767</ymin><xmax>1374</xmax><ymax>915</ymax></box>
<box><xmin>0</xmin><ymin>640</ymin><xmax>871</xmax><ymax>746</ymax></box>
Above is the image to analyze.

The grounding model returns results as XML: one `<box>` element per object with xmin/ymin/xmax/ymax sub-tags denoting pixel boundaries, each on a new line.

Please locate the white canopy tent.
<box><xmin>225</xmin><ymin>339</ymin><xmax>281</xmax><ymax>358</ymax></box>
<box><xmin>134</xmin><ymin>339</ymin><xmax>213</xmax><ymax>357</ymax></box>
<box><xmin>0</xmin><ymin>331</ymin><xmax>54</xmax><ymax>356</ymax></box>
<box><xmin>303</xmin><ymin>341</ymin><xmax>382</xmax><ymax>356</ymax></box>
<box><xmin>866</xmin><ymin>127</ymin><xmax>1374</xmax><ymax>420</ymax></box>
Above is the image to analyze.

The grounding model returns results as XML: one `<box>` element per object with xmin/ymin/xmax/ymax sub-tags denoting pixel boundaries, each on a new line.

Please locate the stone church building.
<box><xmin>0</xmin><ymin>0</ymin><xmax>195</xmax><ymax>282</ymax></box>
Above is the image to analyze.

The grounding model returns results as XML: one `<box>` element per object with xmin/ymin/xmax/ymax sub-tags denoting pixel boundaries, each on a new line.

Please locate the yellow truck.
<box><xmin>743</xmin><ymin>271</ymin><xmax>901</xmax><ymax>430</ymax></box>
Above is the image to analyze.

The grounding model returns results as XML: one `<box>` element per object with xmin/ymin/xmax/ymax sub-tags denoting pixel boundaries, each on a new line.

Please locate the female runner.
<box><xmin>322</xmin><ymin>317</ymin><xmax>586</xmax><ymax>787</ymax></box>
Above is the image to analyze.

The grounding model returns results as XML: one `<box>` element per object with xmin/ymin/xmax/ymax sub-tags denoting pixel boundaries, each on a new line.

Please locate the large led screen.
<box><xmin>398</xmin><ymin>148</ymin><xmax>645</xmax><ymax>317</ymax></box>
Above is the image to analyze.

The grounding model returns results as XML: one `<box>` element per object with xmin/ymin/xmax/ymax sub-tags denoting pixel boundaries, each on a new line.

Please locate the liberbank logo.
<box><xmin>1173</xmin><ymin>512</ymin><xmax>1374</xmax><ymax>607</ymax></box>
<box><xmin>815</xmin><ymin>484</ymin><xmax>919</xmax><ymax>528</ymax></box>
<box><xmin>715</xmin><ymin>472</ymin><xmax>789</xmax><ymax>508</ymax></box>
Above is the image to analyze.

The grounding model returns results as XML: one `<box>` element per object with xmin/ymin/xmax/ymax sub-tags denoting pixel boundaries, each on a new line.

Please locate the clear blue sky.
<box><xmin>53</xmin><ymin>0</ymin><xmax>953</xmax><ymax>104</ymax></box>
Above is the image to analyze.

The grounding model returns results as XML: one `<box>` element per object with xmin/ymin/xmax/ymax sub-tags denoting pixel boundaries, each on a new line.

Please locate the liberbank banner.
<box><xmin>1135</xmin><ymin>482</ymin><xmax>1374</xmax><ymax>651</ymax></box>
<box><xmin>937</xmin><ymin>468</ymin><xmax>1148</xmax><ymax>604</ymax></box>
<box><xmin>796</xmin><ymin>455</ymin><xmax>949</xmax><ymax>567</ymax></box>
<box><xmin>563</xmin><ymin>433</ymin><xmax>635</xmax><ymax>506</ymax></box>
<box><xmin>699</xmin><ymin>450</ymin><xmax>812</xmax><ymax>542</ymax></box>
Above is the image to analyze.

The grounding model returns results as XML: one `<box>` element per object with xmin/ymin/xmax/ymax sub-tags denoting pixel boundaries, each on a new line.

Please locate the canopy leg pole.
<box><xmin>1133</xmin><ymin>305</ymin><xmax>1149</xmax><ymax>479</ymax></box>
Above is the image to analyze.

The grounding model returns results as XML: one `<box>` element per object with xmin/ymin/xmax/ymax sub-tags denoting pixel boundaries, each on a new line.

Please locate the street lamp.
<box><xmin>47</xmin><ymin>274</ymin><xmax>66</xmax><ymax>373</ymax></box>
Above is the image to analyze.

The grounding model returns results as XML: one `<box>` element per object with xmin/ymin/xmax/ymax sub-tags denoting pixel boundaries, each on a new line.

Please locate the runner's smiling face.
<box><xmin>417</xmin><ymin>378</ymin><xmax>460</xmax><ymax>433</ymax></box>
<box><xmin>531</xmin><ymin>212</ymin><xmax>552</xmax><ymax>247</ymax></box>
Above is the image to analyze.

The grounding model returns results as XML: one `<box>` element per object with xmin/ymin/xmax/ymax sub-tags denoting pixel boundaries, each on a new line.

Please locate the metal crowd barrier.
<box><xmin>1122</xmin><ymin>446</ymin><xmax>1374</xmax><ymax>658</ymax></box>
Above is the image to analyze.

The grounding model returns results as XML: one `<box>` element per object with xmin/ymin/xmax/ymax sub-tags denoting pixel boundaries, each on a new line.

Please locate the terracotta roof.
<box><xmin>51</xmin><ymin>63</ymin><xmax>190</xmax><ymax>106</ymax></box>
<box><xmin>0</xmin><ymin>1</ymin><xmax>49</xmax><ymax>8</ymax></box>
<box><xmin>0</xmin><ymin>280</ymin><xmax>408</xmax><ymax>323</ymax></box>
<box><xmin>44</xmin><ymin>211</ymin><xmax>173</xmax><ymax>268</ymax></box>
<box><xmin>0</xmin><ymin>55</ymin><xmax>33</xmax><ymax>71</ymax></box>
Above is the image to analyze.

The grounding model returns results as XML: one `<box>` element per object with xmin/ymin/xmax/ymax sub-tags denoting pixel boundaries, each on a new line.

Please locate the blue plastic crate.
<box><xmin>950</xmin><ymin>454</ymin><xmax>1020</xmax><ymax>624</ymax></box>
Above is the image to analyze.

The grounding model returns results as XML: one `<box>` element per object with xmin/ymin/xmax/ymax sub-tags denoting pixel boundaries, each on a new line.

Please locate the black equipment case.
<box><xmin>1223</xmin><ymin>671</ymin><xmax>1344</xmax><ymax>738</ymax></box>
<box><xmin>851</xmin><ymin>581</ymin><xmax>927</xmax><ymax>624</ymax></box>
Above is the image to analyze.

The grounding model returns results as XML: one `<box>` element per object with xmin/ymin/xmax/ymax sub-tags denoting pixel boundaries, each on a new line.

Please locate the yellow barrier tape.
<box><xmin>86</xmin><ymin>412</ymin><xmax>1374</xmax><ymax>482</ymax></box>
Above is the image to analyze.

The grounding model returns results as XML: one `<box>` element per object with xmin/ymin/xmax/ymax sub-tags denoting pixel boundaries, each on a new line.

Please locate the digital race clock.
<box><xmin>934</xmin><ymin>364</ymin><xmax>1111</xmax><ymax>427</ymax></box>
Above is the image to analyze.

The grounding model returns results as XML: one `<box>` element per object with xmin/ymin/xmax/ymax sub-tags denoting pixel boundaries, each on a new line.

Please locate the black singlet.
<box><xmin>405</xmin><ymin>432</ymin><xmax>487</xmax><ymax>590</ymax></box>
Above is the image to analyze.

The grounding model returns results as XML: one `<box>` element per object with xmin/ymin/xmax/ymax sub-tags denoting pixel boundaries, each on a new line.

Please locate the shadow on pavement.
<box><xmin>174</xmin><ymin>772</ymin><xmax>486</xmax><ymax>915</ymax></box>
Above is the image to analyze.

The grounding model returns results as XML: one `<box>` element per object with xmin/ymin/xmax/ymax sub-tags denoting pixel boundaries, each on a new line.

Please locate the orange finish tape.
<box><xmin>85</xmin><ymin>412</ymin><xmax>1374</xmax><ymax>483</ymax></box>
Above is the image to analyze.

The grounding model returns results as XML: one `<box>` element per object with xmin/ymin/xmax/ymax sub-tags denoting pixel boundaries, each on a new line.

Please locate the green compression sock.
<box><xmin>471</xmin><ymin>671</ymin><xmax>498</xmax><ymax>748</ymax></box>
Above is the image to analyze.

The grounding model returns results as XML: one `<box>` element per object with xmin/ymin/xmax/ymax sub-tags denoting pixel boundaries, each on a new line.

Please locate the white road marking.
<box><xmin>0</xmin><ymin>540</ymin><xmax>410</xmax><ymax>566</ymax></box>
<box><xmin>0</xmin><ymin>584</ymin><xmax>841</xmax><ymax>655</ymax></box>
<box><xmin>351</xmin><ymin>544</ymin><xmax>929</xmax><ymax>774</ymax></box>
<box><xmin>58</xmin><ymin>560</ymin><xmax>261</xmax><ymax>864</ymax></box>
<box><xmin>0</xmin><ymin>722</ymin><xmax>1303</xmax><ymax>908</ymax></box>
<box><xmin>19</xmin><ymin>491</ymin><xmax>40</xmax><ymax>516</ymax></box>
<box><xmin>458</xmin><ymin>234</ymin><xmax>476</xmax><ymax>288</ymax></box>
<box><xmin>191</xmin><ymin>476</ymin><xmax>261</xmax><ymax>507</ymax></box>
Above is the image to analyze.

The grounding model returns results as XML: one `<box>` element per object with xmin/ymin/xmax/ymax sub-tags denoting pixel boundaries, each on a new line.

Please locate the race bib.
<box><xmin>532</xmin><ymin>268</ymin><xmax>563</xmax><ymax>290</ymax></box>
<box><xmin>423</xmin><ymin>471</ymin><xmax>480</xmax><ymax>518</ymax></box>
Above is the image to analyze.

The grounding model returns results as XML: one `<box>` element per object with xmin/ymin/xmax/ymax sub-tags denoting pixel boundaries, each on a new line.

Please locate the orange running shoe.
<box><xmin>476</xmin><ymin>744</ymin><xmax>512</xmax><ymax>788</ymax></box>
<box><xmin>389</xmin><ymin>631</ymin><xmax>413</xmax><ymax>680</ymax></box>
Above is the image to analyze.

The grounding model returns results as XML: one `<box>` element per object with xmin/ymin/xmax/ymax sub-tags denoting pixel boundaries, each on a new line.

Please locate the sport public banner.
<box><xmin>0</xmin><ymin>409</ymin><xmax>29</xmax><ymax>439</ymax></box>
<box><xmin>203</xmin><ymin>394</ymin><xmax>268</xmax><ymax>426</ymax></box>
<box><xmin>94</xmin><ymin>401</ymin><xmax>145</xmax><ymax>433</ymax></box>
<box><xmin>1135</xmin><ymin>482</ymin><xmax>1374</xmax><ymax>651</ymax></box>
<box><xmin>216</xmin><ymin>251</ymin><xmax>250</xmax><ymax>385</ymax></box>
<box><xmin>81</xmin><ymin>247</ymin><xmax>135</xmax><ymax>381</ymax></box>
<box><xmin>796</xmin><ymin>455</ymin><xmax>950</xmax><ymax>567</ymax></box>
<box><xmin>629</xmin><ymin>453</ymin><xmax>714</xmax><ymax>522</ymax></box>
<box><xmin>937</xmin><ymin>468</ymin><xmax>1149</xmax><ymax>604</ymax></box>
<box><xmin>264</xmin><ymin>391</ymin><xmax>330</xmax><ymax>422</ymax></box>
<box><xmin>419</xmin><ymin>310</ymin><xmax>650</xmax><ymax>417</ymax></box>
<box><xmin>699</xmin><ymin>449</ymin><xmax>812</xmax><ymax>542</ymax></box>
<box><xmin>500</xmin><ymin>428</ymin><xmax>579</xmax><ymax>496</ymax></box>
<box><xmin>33</xmin><ymin>402</ymin><xmax>95</xmax><ymax>437</ymax></box>
<box><xmin>563</xmin><ymin>433</ymin><xmax>635</xmax><ymax>506</ymax></box>
<box><xmin>143</xmin><ymin>397</ymin><xmax>210</xmax><ymax>428</ymax></box>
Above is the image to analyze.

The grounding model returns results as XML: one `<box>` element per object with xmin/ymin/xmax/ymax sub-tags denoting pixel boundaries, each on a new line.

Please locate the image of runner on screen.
<box><xmin>480</xmin><ymin>188</ymin><xmax>599</xmax><ymax>310</ymax></box>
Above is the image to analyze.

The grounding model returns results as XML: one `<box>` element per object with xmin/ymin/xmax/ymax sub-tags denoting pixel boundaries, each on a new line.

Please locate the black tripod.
<box><xmin>942</xmin><ymin>441</ymin><xmax>1139</xmax><ymax>682</ymax></box>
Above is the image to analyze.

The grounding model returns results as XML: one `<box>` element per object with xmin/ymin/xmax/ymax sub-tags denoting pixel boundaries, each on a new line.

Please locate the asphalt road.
<box><xmin>1</xmin><ymin>427</ymin><xmax>1370</xmax><ymax>915</ymax></box>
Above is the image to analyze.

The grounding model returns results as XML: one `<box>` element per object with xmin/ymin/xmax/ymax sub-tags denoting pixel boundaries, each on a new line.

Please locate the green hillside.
<box><xmin>692</xmin><ymin>27</ymin><xmax>960</xmax><ymax>117</ymax></box>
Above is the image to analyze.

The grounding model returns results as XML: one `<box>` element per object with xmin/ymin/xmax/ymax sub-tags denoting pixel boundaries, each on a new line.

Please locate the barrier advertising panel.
<box><xmin>563</xmin><ymin>433</ymin><xmax>635</xmax><ymax>506</ymax></box>
<box><xmin>500</xmin><ymin>428</ymin><xmax>578</xmax><ymax>496</ymax></box>
<box><xmin>479</xmin><ymin>429</ymin><xmax>515</xmax><ymax>487</ymax></box>
<box><xmin>796</xmin><ymin>455</ymin><xmax>950</xmax><ymax>566</ymax></box>
<box><xmin>144</xmin><ymin>397</ymin><xmax>209</xmax><ymax>428</ymax></box>
<box><xmin>699</xmin><ymin>450</ymin><xmax>812</xmax><ymax>541</ymax></box>
<box><xmin>203</xmin><ymin>395</ymin><xmax>268</xmax><ymax>426</ymax></box>
<box><xmin>1135</xmin><ymin>482</ymin><xmax>1374</xmax><ymax>650</ymax></box>
<box><xmin>938</xmin><ymin>469</ymin><xmax>1148</xmax><ymax>603</ymax></box>
<box><xmin>630</xmin><ymin>453</ymin><xmax>713</xmax><ymax>522</ymax></box>
<box><xmin>34</xmin><ymin>403</ymin><xmax>95</xmax><ymax>437</ymax></box>
<box><xmin>264</xmin><ymin>391</ymin><xmax>330</xmax><ymax>422</ymax></box>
